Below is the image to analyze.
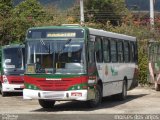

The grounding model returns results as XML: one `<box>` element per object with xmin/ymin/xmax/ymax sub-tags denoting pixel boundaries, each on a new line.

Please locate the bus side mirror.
<box><xmin>68</xmin><ymin>52</ymin><xmax>72</xmax><ymax>57</ymax></box>
<box><xmin>4</xmin><ymin>59</ymin><xmax>11</xmax><ymax>63</ymax></box>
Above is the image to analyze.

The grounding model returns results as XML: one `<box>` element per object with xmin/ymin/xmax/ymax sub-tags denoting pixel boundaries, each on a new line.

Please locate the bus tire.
<box><xmin>38</xmin><ymin>99</ymin><xmax>55</xmax><ymax>108</ymax></box>
<box><xmin>1</xmin><ymin>91</ymin><xmax>7</xmax><ymax>97</ymax></box>
<box><xmin>87</xmin><ymin>84</ymin><xmax>102</xmax><ymax>108</ymax></box>
<box><xmin>0</xmin><ymin>84</ymin><xmax>7</xmax><ymax>97</ymax></box>
<box><xmin>155</xmin><ymin>82</ymin><xmax>160</xmax><ymax>91</ymax></box>
<box><xmin>117</xmin><ymin>80</ymin><xmax>127</xmax><ymax>100</ymax></box>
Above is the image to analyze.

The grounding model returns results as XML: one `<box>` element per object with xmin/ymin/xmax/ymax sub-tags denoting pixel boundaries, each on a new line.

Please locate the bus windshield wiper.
<box><xmin>40</xmin><ymin>39</ymin><xmax>50</xmax><ymax>54</ymax></box>
<box><xmin>58</xmin><ymin>38</ymin><xmax>72</xmax><ymax>55</ymax></box>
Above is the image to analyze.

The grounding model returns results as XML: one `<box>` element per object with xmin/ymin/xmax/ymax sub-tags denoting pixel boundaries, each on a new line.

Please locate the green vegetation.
<box><xmin>84</xmin><ymin>0</ymin><xmax>127</xmax><ymax>25</ymax></box>
<box><xmin>0</xmin><ymin>0</ymin><xmax>13</xmax><ymax>45</ymax></box>
<box><xmin>1</xmin><ymin>0</ymin><xmax>159</xmax><ymax>85</ymax></box>
<box><xmin>14</xmin><ymin>0</ymin><xmax>75</xmax><ymax>10</ymax></box>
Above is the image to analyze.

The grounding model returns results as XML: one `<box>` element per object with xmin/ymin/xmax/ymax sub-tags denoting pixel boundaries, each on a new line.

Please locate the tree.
<box><xmin>0</xmin><ymin>0</ymin><xmax>14</xmax><ymax>45</ymax></box>
<box><xmin>84</xmin><ymin>0</ymin><xmax>127</xmax><ymax>25</ymax></box>
<box><xmin>13</xmin><ymin>0</ymin><xmax>45</xmax><ymax>21</ymax></box>
<box><xmin>12</xmin><ymin>0</ymin><xmax>47</xmax><ymax>43</ymax></box>
<box><xmin>0</xmin><ymin>0</ymin><xmax>13</xmax><ymax>19</ymax></box>
<box><xmin>35</xmin><ymin>5</ymin><xmax>67</xmax><ymax>26</ymax></box>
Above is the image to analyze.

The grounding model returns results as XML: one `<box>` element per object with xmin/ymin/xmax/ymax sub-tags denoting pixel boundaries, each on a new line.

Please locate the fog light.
<box><xmin>77</xmin><ymin>86</ymin><xmax>80</xmax><ymax>89</ymax></box>
<box><xmin>38</xmin><ymin>92</ymin><xmax>41</xmax><ymax>98</ymax></box>
<box><xmin>66</xmin><ymin>93</ymin><xmax>69</xmax><ymax>98</ymax></box>
<box><xmin>88</xmin><ymin>79</ymin><xmax>95</xmax><ymax>84</ymax></box>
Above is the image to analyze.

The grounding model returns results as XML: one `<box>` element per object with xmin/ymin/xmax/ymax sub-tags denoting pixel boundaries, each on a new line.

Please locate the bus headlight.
<box><xmin>77</xmin><ymin>85</ymin><xmax>80</xmax><ymax>90</ymax></box>
<box><xmin>88</xmin><ymin>79</ymin><xmax>96</xmax><ymax>84</ymax></box>
<box><xmin>3</xmin><ymin>75</ymin><xmax>9</xmax><ymax>84</ymax></box>
<box><xmin>88</xmin><ymin>76</ymin><xmax>97</xmax><ymax>84</ymax></box>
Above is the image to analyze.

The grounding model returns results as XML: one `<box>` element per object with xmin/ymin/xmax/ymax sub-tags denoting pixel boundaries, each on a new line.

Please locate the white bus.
<box><xmin>23</xmin><ymin>25</ymin><xmax>138</xmax><ymax>108</ymax></box>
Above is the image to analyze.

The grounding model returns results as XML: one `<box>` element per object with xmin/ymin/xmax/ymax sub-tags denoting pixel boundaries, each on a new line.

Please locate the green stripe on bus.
<box><xmin>24</xmin><ymin>83</ymin><xmax>40</xmax><ymax>90</ymax></box>
<box><xmin>26</xmin><ymin>74</ymin><xmax>87</xmax><ymax>78</ymax></box>
<box><xmin>68</xmin><ymin>83</ymin><xmax>88</xmax><ymax>90</ymax></box>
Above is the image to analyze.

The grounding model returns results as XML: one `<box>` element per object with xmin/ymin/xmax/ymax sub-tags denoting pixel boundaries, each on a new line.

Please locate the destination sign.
<box><xmin>47</xmin><ymin>32</ymin><xmax>76</xmax><ymax>38</ymax></box>
<box><xmin>27</xmin><ymin>29</ymin><xmax>84</xmax><ymax>39</ymax></box>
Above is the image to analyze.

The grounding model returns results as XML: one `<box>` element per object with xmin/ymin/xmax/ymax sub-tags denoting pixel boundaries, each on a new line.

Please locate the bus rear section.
<box><xmin>0</xmin><ymin>45</ymin><xmax>25</xmax><ymax>96</ymax></box>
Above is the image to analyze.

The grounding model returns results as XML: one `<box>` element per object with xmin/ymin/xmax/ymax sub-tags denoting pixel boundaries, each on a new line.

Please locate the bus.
<box><xmin>0</xmin><ymin>44</ymin><xmax>25</xmax><ymax>96</ymax></box>
<box><xmin>23</xmin><ymin>25</ymin><xmax>138</xmax><ymax>108</ymax></box>
<box><xmin>148</xmin><ymin>40</ymin><xmax>160</xmax><ymax>91</ymax></box>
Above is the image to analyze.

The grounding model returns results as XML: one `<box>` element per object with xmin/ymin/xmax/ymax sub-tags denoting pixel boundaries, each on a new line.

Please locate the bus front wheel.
<box><xmin>38</xmin><ymin>99</ymin><xmax>55</xmax><ymax>108</ymax></box>
<box><xmin>87</xmin><ymin>85</ymin><xmax>102</xmax><ymax>108</ymax></box>
<box><xmin>1</xmin><ymin>91</ymin><xmax>7</xmax><ymax>97</ymax></box>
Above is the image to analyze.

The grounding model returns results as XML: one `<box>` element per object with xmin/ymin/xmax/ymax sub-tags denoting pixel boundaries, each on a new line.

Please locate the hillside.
<box><xmin>126</xmin><ymin>0</ymin><xmax>160</xmax><ymax>11</ymax></box>
<box><xmin>13</xmin><ymin>0</ymin><xmax>160</xmax><ymax>11</ymax></box>
<box><xmin>13</xmin><ymin>0</ymin><xmax>76</xmax><ymax>9</ymax></box>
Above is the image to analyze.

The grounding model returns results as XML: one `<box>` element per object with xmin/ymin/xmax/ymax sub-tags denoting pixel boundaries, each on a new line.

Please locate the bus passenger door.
<box><xmin>95</xmin><ymin>37</ymin><xmax>103</xmax><ymax>80</ymax></box>
<box><xmin>88</xmin><ymin>36</ymin><xmax>97</xmax><ymax>77</ymax></box>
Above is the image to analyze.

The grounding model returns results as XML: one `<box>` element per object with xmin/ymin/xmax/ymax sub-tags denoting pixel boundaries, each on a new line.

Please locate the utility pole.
<box><xmin>150</xmin><ymin>0</ymin><xmax>155</xmax><ymax>30</ymax></box>
<box><xmin>80</xmin><ymin>0</ymin><xmax>84</xmax><ymax>25</ymax></box>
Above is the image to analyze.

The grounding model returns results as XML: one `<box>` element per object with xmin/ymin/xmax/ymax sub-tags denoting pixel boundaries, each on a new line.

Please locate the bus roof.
<box><xmin>88</xmin><ymin>28</ymin><xmax>136</xmax><ymax>41</ymax></box>
<box><xmin>28</xmin><ymin>25</ymin><xmax>84</xmax><ymax>30</ymax></box>
<box><xmin>2</xmin><ymin>44</ymin><xmax>24</xmax><ymax>49</ymax></box>
<box><xmin>27</xmin><ymin>25</ymin><xmax>136</xmax><ymax>41</ymax></box>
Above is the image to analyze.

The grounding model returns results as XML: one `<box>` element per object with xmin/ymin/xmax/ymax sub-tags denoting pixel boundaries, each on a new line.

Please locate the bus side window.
<box><xmin>103</xmin><ymin>38</ymin><xmax>110</xmax><ymax>63</ymax></box>
<box><xmin>158</xmin><ymin>44</ymin><xmax>160</xmax><ymax>61</ymax></box>
<box><xmin>110</xmin><ymin>39</ymin><xmax>117</xmax><ymax>62</ymax></box>
<box><xmin>88</xmin><ymin>41</ymin><xmax>95</xmax><ymax>63</ymax></box>
<box><xmin>117</xmin><ymin>40</ymin><xmax>123</xmax><ymax>62</ymax></box>
<box><xmin>156</xmin><ymin>44</ymin><xmax>160</xmax><ymax>62</ymax></box>
<box><xmin>95</xmin><ymin>37</ymin><xmax>103</xmax><ymax>62</ymax></box>
<box><xmin>130</xmin><ymin>42</ymin><xmax>135</xmax><ymax>62</ymax></box>
<box><xmin>135</xmin><ymin>42</ymin><xmax>138</xmax><ymax>63</ymax></box>
<box><xmin>153</xmin><ymin>45</ymin><xmax>157</xmax><ymax>62</ymax></box>
<box><xmin>22</xmin><ymin>48</ymin><xmax>25</xmax><ymax>69</ymax></box>
<box><xmin>149</xmin><ymin>44</ymin><xmax>153</xmax><ymax>61</ymax></box>
<box><xmin>124</xmin><ymin>41</ymin><xmax>130</xmax><ymax>63</ymax></box>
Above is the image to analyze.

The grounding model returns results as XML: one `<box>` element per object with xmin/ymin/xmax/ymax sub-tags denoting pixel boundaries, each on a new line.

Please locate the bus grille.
<box><xmin>11</xmin><ymin>81</ymin><xmax>24</xmax><ymax>84</ymax></box>
<box><xmin>37</xmin><ymin>79</ymin><xmax>76</xmax><ymax>91</ymax></box>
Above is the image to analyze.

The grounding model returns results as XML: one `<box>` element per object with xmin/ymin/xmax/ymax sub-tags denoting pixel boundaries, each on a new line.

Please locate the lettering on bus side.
<box><xmin>111</xmin><ymin>66</ymin><xmax>118</xmax><ymax>76</ymax></box>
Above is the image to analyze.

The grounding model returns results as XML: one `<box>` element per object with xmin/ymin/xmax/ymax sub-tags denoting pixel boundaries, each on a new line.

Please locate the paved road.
<box><xmin>0</xmin><ymin>87</ymin><xmax>160</xmax><ymax>120</ymax></box>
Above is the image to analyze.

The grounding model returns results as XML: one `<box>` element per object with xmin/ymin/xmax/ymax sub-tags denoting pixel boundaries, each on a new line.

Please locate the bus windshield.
<box><xmin>26</xmin><ymin>39</ymin><xmax>86</xmax><ymax>74</ymax></box>
<box><xmin>3</xmin><ymin>47</ymin><xmax>24</xmax><ymax>69</ymax></box>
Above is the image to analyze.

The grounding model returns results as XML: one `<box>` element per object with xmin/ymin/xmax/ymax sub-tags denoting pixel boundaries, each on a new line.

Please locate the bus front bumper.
<box><xmin>23</xmin><ymin>89</ymin><xmax>90</xmax><ymax>101</ymax></box>
<box><xmin>2</xmin><ymin>83</ymin><xmax>24</xmax><ymax>92</ymax></box>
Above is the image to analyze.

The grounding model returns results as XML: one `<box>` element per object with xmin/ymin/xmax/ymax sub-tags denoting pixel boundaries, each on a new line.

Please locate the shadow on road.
<box><xmin>0</xmin><ymin>92</ymin><xmax>23</xmax><ymax>97</ymax></box>
<box><xmin>32</xmin><ymin>94</ymin><xmax>147</xmax><ymax>112</ymax></box>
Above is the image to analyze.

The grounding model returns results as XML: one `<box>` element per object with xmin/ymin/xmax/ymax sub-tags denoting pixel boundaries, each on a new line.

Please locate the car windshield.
<box><xmin>3</xmin><ymin>47</ymin><xmax>24</xmax><ymax>69</ymax></box>
<box><xmin>26</xmin><ymin>39</ymin><xmax>86</xmax><ymax>74</ymax></box>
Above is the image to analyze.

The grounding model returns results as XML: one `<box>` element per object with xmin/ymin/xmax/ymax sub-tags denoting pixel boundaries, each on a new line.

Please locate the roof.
<box><xmin>89</xmin><ymin>28</ymin><xmax>136</xmax><ymax>41</ymax></box>
<box><xmin>28</xmin><ymin>25</ymin><xmax>84</xmax><ymax>30</ymax></box>
<box><xmin>27</xmin><ymin>25</ymin><xmax>136</xmax><ymax>41</ymax></box>
<box><xmin>2</xmin><ymin>44</ymin><xmax>24</xmax><ymax>49</ymax></box>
